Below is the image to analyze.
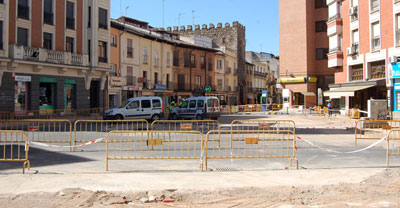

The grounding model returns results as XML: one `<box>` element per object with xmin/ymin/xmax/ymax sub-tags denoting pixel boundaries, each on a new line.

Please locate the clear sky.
<box><xmin>110</xmin><ymin>0</ymin><xmax>279</xmax><ymax>55</ymax></box>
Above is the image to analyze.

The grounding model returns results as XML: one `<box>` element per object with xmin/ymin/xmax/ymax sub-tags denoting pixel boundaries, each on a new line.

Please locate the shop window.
<box><xmin>15</xmin><ymin>82</ymin><xmax>28</xmax><ymax>114</ymax></box>
<box><xmin>39</xmin><ymin>83</ymin><xmax>55</xmax><ymax>110</ymax></box>
<box><xmin>350</xmin><ymin>64</ymin><xmax>363</xmax><ymax>81</ymax></box>
<box><xmin>370</xmin><ymin>60</ymin><xmax>385</xmax><ymax>79</ymax></box>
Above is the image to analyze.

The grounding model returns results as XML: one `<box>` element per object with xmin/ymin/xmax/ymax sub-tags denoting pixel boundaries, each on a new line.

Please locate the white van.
<box><xmin>104</xmin><ymin>96</ymin><xmax>164</xmax><ymax>120</ymax></box>
<box><xmin>170</xmin><ymin>96</ymin><xmax>220</xmax><ymax>120</ymax></box>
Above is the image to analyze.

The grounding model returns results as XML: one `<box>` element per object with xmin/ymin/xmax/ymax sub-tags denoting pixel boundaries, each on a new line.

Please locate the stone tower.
<box><xmin>167</xmin><ymin>21</ymin><xmax>247</xmax><ymax>104</ymax></box>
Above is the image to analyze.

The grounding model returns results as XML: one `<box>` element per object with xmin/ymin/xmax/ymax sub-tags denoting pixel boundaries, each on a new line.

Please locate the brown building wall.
<box><xmin>359</xmin><ymin>1</ymin><xmax>370</xmax><ymax>55</ymax></box>
<box><xmin>110</xmin><ymin>27</ymin><xmax>121</xmax><ymax>76</ymax></box>
<box><xmin>31</xmin><ymin>1</ymin><xmax>42</xmax><ymax>48</ymax></box>
<box><xmin>337</xmin><ymin>0</ymin><xmax>350</xmax><ymax>84</ymax></box>
<box><xmin>9</xmin><ymin>0</ymin><xmax>16</xmax><ymax>44</ymax></box>
<box><xmin>55</xmin><ymin>0</ymin><xmax>65</xmax><ymax>51</ymax></box>
<box><xmin>381</xmin><ymin>1</ymin><xmax>394</xmax><ymax>50</ymax></box>
<box><xmin>76</xmin><ymin>0</ymin><xmax>83</xmax><ymax>54</ymax></box>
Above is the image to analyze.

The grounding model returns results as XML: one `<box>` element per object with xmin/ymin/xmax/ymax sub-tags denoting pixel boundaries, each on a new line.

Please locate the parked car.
<box><xmin>170</xmin><ymin>96</ymin><xmax>220</xmax><ymax>120</ymax></box>
<box><xmin>103</xmin><ymin>96</ymin><xmax>164</xmax><ymax>121</ymax></box>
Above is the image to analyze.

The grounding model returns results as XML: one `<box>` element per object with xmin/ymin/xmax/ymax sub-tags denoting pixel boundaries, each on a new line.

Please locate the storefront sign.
<box><xmin>15</xmin><ymin>75</ymin><xmax>31</xmax><ymax>82</ymax></box>
<box><xmin>278</xmin><ymin>77</ymin><xmax>305</xmax><ymax>84</ymax></box>
<box><xmin>155</xmin><ymin>84</ymin><xmax>167</xmax><ymax>90</ymax></box>
<box><xmin>109</xmin><ymin>77</ymin><xmax>126</xmax><ymax>89</ymax></box>
<box><xmin>64</xmin><ymin>79</ymin><xmax>76</xmax><ymax>85</ymax></box>
<box><xmin>307</xmin><ymin>77</ymin><xmax>318</xmax><ymax>83</ymax></box>
<box><xmin>262</xmin><ymin>90</ymin><xmax>268</xmax><ymax>97</ymax></box>
<box><xmin>392</xmin><ymin>63</ymin><xmax>400</xmax><ymax>78</ymax></box>
<box><xmin>40</xmin><ymin>77</ymin><xmax>57</xmax><ymax>83</ymax></box>
<box><xmin>142</xmin><ymin>91</ymin><xmax>153</xmax><ymax>96</ymax></box>
<box><xmin>123</xmin><ymin>86</ymin><xmax>140</xmax><ymax>91</ymax></box>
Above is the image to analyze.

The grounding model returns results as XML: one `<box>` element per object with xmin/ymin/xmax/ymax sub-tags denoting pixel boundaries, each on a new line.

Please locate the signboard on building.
<box><xmin>15</xmin><ymin>75</ymin><xmax>31</xmax><ymax>82</ymax></box>
<box><xmin>278</xmin><ymin>77</ymin><xmax>305</xmax><ymax>84</ymax></box>
<box><xmin>109</xmin><ymin>77</ymin><xmax>126</xmax><ymax>90</ymax></box>
<box><xmin>155</xmin><ymin>84</ymin><xmax>167</xmax><ymax>90</ymax></box>
<box><xmin>262</xmin><ymin>90</ymin><xmax>268</xmax><ymax>97</ymax></box>
<box><xmin>318</xmin><ymin>88</ymin><xmax>323</xmax><ymax>106</ymax></box>
<box><xmin>392</xmin><ymin>63</ymin><xmax>400</xmax><ymax>78</ymax></box>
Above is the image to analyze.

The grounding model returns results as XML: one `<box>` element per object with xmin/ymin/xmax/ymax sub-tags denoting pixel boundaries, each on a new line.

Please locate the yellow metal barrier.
<box><xmin>355</xmin><ymin>120</ymin><xmax>400</xmax><ymax>146</ymax></box>
<box><xmin>349</xmin><ymin>108</ymin><xmax>360</xmax><ymax>119</ymax></box>
<box><xmin>271</xmin><ymin>104</ymin><xmax>282</xmax><ymax>111</ymax></box>
<box><xmin>204</xmin><ymin>130</ymin><xmax>298</xmax><ymax>170</ymax></box>
<box><xmin>231</xmin><ymin>120</ymin><xmax>296</xmax><ymax>132</ymax></box>
<box><xmin>0</xmin><ymin>130</ymin><xmax>30</xmax><ymax>173</ymax></box>
<box><xmin>387</xmin><ymin>130</ymin><xmax>400</xmax><ymax>166</ymax></box>
<box><xmin>106</xmin><ymin>130</ymin><xmax>204</xmax><ymax>171</ymax></box>
<box><xmin>151</xmin><ymin>120</ymin><xmax>220</xmax><ymax>133</ymax></box>
<box><xmin>74</xmin><ymin>120</ymin><xmax>149</xmax><ymax>144</ymax></box>
<box><xmin>0</xmin><ymin>120</ymin><xmax>72</xmax><ymax>145</ymax></box>
<box><xmin>323</xmin><ymin>107</ymin><xmax>329</xmax><ymax>116</ymax></box>
<box><xmin>313</xmin><ymin>106</ymin><xmax>322</xmax><ymax>116</ymax></box>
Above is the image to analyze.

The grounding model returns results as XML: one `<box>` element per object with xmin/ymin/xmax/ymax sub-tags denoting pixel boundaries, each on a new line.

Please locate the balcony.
<box><xmin>18</xmin><ymin>5</ymin><xmax>29</xmax><ymax>20</ymax></box>
<box><xmin>225</xmin><ymin>67</ymin><xmax>231</xmax><ymax>73</ymax></box>
<box><xmin>327</xmin><ymin>18</ymin><xmax>342</xmax><ymax>36</ymax></box>
<box><xmin>327</xmin><ymin>46</ymin><xmax>343</xmax><ymax>68</ymax></box>
<box><xmin>9</xmin><ymin>44</ymin><xmax>89</xmax><ymax>67</ymax></box>
<box><xmin>327</xmin><ymin>14</ymin><xmax>341</xmax><ymax>23</ymax></box>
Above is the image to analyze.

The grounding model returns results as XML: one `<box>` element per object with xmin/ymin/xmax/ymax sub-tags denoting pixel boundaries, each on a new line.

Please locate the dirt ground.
<box><xmin>1</xmin><ymin>168</ymin><xmax>399</xmax><ymax>208</ymax></box>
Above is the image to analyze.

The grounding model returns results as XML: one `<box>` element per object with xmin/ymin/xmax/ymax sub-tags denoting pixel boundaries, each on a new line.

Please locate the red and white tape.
<box><xmin>296</xmin><ymin>136</ymin><xmax>386</xmax><ymax>154</ymax></box>
<box><xmin>30</xmin><ymin>137</ymin><xmax>107</xmax><ymax>148</ymax></box>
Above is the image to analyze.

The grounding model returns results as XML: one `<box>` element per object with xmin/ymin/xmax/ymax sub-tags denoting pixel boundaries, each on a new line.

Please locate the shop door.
<box><xmin>64</xmin><ymin>84</ymin><xmax>74</xmax><ymax>112</ymax></box>
<box><xmin>39</xmin><ymin>82</ymin><xmax>56</xmax><ymax>113</ymax></box>
<box><xmin>14</xmin><ymin>82</ymin><xmax>28</xmax><ymax>115</ymax></box>
<box><xmin>90</xmin><ymin>80</ymin><xmax>100</xmax><ymax>108</ymax></box>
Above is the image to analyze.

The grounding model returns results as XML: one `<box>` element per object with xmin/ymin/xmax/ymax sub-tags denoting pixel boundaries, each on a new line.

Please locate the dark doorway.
<box><xmin>90</xmin><ymin>80</ymin><xmax>100</xmax><ymax>108</ymax></box>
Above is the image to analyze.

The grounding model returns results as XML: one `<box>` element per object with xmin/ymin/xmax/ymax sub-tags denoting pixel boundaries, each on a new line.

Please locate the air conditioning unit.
<box><xmin>389</xmin><ymin>56</ymin><xmax>398</xmax><ymax>64</ymax></box>
<box><xmin>346</xmin><ymin>47</ymin><xmax>353</xmax><ymax>55</ymax></box>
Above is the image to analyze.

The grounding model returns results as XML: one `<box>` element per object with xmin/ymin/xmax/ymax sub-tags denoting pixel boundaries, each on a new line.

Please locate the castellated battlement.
<box><xmin>166</xmin><ymin>21</ymin><xmax>244</xmax><ymax>32</ymax></box>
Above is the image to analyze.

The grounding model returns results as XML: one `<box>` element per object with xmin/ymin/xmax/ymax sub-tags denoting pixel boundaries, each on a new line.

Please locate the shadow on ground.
<box><xmin>0</xmin><ymin>145</ymin><xmax>93</xmax><ymax>172</ymax></box>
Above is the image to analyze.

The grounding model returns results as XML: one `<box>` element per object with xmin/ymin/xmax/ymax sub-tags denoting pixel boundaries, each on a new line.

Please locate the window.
<box><xmin>154</xmin><ymin>51</ymin><xmax>159</xmax><ymax>67</ymax></box>
<box><xmin>208</xmin><ymin>57</ymin><xmax>213</xmax><ymax>71</ymax></box>
<box><xmin>154</xmin><ymin>72</ymin><xmax>158</xmax><ymax>84</ymax></box>
<box><xmin>18</xmin><ymin>0</ymin><xmax>29</xmax><ymax>19</ymax></box>
<box><xmin>66</xmin><ymin>1</ymin><xmax>75</xmax><ymax>30</ymax></box>
<box><xmin>315</xmin><ymin>21</ymin><xmax>327</xmax><ymax>33</ymax></box>
<box><xmin>99</xmin><ymin>8</ymin><xmax>108</xmax><ymax>29</ymax></box>
<box><xmin>397</xmin><ymin>14</ymin><xmax>400</xmax><ymax>45</ymax></box>
<box><xmin>143</xmin><ymin>48</ymin><xmax>148</xmax><ymax>63</ymax></box>
<box><xmin>43</xmin><ymin>0</ymin><xmax>53</xmax><ymax>25</ymax></box>
<box><xmin>141</xmin><ymin>100</ymin><xmax>151</xmax><ymax>108</ymax></box>
<box><xmin>127</xmin><ymin>101</ymin><xmax>139</xmax><ymax>109</ymax></box>
<box><xmin>110</xmin><ymin>64</ymin><xmax>116</xmax><ymax>76</ymax></box>
<box><xmin>66</xmin><ymin>37</ymin><xmax>74</xmax><ymax>52</ymax></box>
<box><xmin>184</xmin><ymin>52</ymin><xmax>190</xmax><ymax>67</ymax></box>
<box><xmin>329</xmin><ymin>35</ymin><xmax>339</xmax><ymax>52</ymax></box>
<box><xmin>351</xmin><ymin>64</ymin><xmax>363</xmax><ymax>81</ymax></box>
<box><xmin>370</xmin><ymin>60</ymin><xmax>385</xmax><ymax>79</ymax></box>
<box><xmin>173</xmin><ymin>51</ymin><xmax>179</xmax><ymax>66</ymax></box>
<box><xmin>328</xmin><ymin>2</ymin><xmax>340</xmax><ymax>21</ymax></box>
<box><xmin>217</xmin><ymin>79</ymin><xmax>223</xmax><ymax>89</ymax></box>
<box><xmin>0</xmin><ymin>21</ymin><xmax>2</xmax><ymax>50</ymax></box>
<box><xmin>166</xmin><ymin>52</ymin><xmax>170</xmax><ymax>67</ymax></box>
<box><xmin>217</xmin><ymin>60</ymin><xmax>223</xmax><ymax>69</ymax></box>
<box><xmin>315</xmin><ymin>0</ymin><xmax>327</xmax><ymax>8</ymax></box>
<box><xmin>0</xmin><ymin>0</ymin><xmax>3</xmax><ymax>3</ymax></box>
<box><xmin>43</xmin><ymin>32</ymin><xmax>52</xmax><ymax>50</ymax></box>
<box><xmin>316</xmin><ymin>48</ymin><xmax>328</xmax><ymax>60</ymax></box>
<box><xmin>197</xmin><ymin>100</ymin><xmax>204</xmax><ymax>108</ymax></box>
<box><xmin>208</xmin><ymin>76</ymin><xmax>212</xmax><ymax>85</ymax></box>
<box><xmin>98</xmin><ymin>41</ymin><xmax>107</xmax><ymax>63</ymax></box>
<box><xmin>371</xmin><ymin>0</ymin><xmax>379</xmax><ymax>13</ymax></box>
<box><xmin>189</xmin><ymin>100</ymin><xmax>196</xmax><ymax>108</ymax></box>
<box><xmin>371</xmin><ymin>22</ymin><xmax>380</xmax><ymax>50</ymax></box>
<box><xmin>88</xmin><ymin>6</ymin><xmax>91</xmax><ymax>28</ymax></box>
<box><xmin>191</xmin><ymin>54</ymin><xmax>196</xmax><ymax>67</ymax></box>
<box><xmin>196</xmin><ymin>76</ymin><xmax>201</xmax><ymax>86</ymax></box>
<box><xmin>152</xmin><ymin>99</ymin><xmax>161</xmax><ymax>108</ymax></box>
<box><xmin>127</xmin><ymin>38</ymin><xmax>133</xmax><ymax>58</ymax></box>
<box><xmin>127</xmin><ymin>66</ymin><xmax>133</xmax><ymax>85</ymax></box>
<box><xmin>17</xmin><ymin>27</ymin><xmax>28</xmax><ymax>46</ymax></box>
<box><xmin>200</xmin><ymin>56</ymin><xmax>206</xmax><ymax>69</ymax></box>
<box><xmin>166</xmin><ymin>74</ymin><xmax>170</xmax><ymax>89</ymax></box>
<box><xmin>110</xmin><ymin>35</ymin><xmax>116</xmax><ymax>47</ymax></box>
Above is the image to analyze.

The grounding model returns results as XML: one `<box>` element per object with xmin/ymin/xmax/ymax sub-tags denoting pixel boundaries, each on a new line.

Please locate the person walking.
<box><xmin>327</xmin><ymin>100</ymin><xmax>333</xmax><ymax>117</ymax></box>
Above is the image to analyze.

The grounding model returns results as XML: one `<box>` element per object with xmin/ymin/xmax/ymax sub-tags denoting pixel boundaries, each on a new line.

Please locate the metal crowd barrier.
<box><xmin>386</xmin><ymin>130</ymin><xmax>400</xmax><ymax>166</ymax></box>
<box><xmin>151</xmin><ymin>120</ymin><xmax>220</xmax><ymax>133</ymax></box>
<box><xmin>0</xmin><ymin>120</ymin><xmax>72</xmax><ymax>145</ymax></box>
<box><xmin>0</xmin><ymin>130</ymin><xmax>30</xmax><ymax>173</ymax></box>
<box><xmin>204</xmin><ymin>130</ymin><xmax>298</xmax><ymax>170</ymax></box>
<box><xmin>106</xmin><ymin>130</ymin><xmax>204</xmax><ymax>171</ymax></box>
<box><xmin>349</xmin><ymin>108</ymin><xmax>360</xmax><ymax>119</ymax></box>
<box><xmin>230</xmin><ymin>120</ymin><xmax>296</xmax><ymax>132</ymax></box>
<box><xmin>355</xmin><ymin>120</ymin><xmax>400</xmax><ymax>146</ymax></box>
<box><xmin>74</xmin><ymin>120</ymin><xmax>149</xmax><ymax>144</ymax></box>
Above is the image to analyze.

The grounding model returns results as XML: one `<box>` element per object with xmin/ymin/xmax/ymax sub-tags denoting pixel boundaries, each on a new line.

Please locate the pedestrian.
<box><xmin>327</xmin><ymin>100</ymin><xmax>333</xmax><ymax>117</ymax></box>
<box><xmin>168</xmin><ymin>100</ymin><xmax>176</xmax><ymax>120</ymax></box>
